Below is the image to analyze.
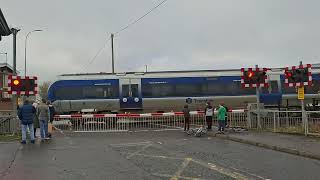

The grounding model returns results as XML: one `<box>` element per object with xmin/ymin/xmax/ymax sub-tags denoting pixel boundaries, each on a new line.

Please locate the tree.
<box><xmin>39</xmin><ymin>81</ymin><xmax>51</xmax><ymax>100</ymax></box>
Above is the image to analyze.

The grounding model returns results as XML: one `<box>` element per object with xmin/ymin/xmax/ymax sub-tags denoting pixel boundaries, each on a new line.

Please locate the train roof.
<box><xmin>57</xmin><ymin>65</ymin><xmax>320</xmax><ymax>80</ymax></box>
<box><xmin>60</xmin><ymin>69</ymin><xmax>239</xmax><ymax>76</ymax></box>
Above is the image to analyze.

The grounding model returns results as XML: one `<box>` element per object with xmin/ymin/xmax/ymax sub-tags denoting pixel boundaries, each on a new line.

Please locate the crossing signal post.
<box><xmin>285</xmin><ymin>62</ymin><xmax>312</xmax><ymax>136</ymax></box>
<box><xmin>241</xmin><ymin>66</ymin><xmax>269</xmax><ymax>129</ymax></box>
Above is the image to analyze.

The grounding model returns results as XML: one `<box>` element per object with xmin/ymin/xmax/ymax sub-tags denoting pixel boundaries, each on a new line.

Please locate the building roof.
<box><xmin>0</xmin><ymin>9</ymin><xmax>12</xmax><ymax>41</ymax></box>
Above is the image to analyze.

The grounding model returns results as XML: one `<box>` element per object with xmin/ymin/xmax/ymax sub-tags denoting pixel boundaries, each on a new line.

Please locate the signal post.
<box><xmin>241</xmin><ymin>66</ymin><xmax>269</xmax><ymax>129</ymax></box>
<box><xmin>284</xmin><ymin>62</ymin><xmax>312</xmax><ymax>136</ymax></box>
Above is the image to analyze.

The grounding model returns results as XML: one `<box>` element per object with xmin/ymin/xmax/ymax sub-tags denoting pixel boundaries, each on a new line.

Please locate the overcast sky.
<box><xmin>1</xmin><ymin>0</ymin><xmax>320</xmax><ymax>82</ymax></box>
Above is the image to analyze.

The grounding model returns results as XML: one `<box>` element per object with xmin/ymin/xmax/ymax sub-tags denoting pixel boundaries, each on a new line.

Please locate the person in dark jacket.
<box><xmin>32</xmin><ymin>102</ymin><xmax>40</xmax><ymax>138</ymax></box>
<box><xmin>18</xmin><ymin>99</ymin><xmax>36</xmax><ymax>144</ymax></box>
<box><xmin>47</xmin><ymin>101</ymin><xmax>55</xmax><ymax>138</ymax></box>
<box><xmin>48</xmin><ymin>101</ymin><xmax>55</xmax><ymax>123</ymax></box>
<box><xmin>204</xmin><ymin>102</ymin><xmax>214</xmax><ymax>130</ymax></box>
<box><xmin>182</xmin><ymin>105</ymin><xmax>190</xmax><ymax>131</ymax></box>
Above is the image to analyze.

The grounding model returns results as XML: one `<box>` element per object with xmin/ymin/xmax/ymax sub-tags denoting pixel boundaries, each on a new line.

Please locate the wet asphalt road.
<box><xmin>1</xmin><ymin>130</ymin><xmax>320</xmax><ymax>180</ymax></box>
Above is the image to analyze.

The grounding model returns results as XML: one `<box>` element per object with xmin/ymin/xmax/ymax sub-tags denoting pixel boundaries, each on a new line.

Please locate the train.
<box><xmin>47</xmin><ymin>67</ymin><xmax>320</xmax><ymax>114</ymax></box>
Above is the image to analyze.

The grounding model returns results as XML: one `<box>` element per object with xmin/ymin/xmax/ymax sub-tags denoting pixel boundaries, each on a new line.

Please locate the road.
<box><xmin>1</xmin><ymin>130</ymin><xmax>320</xmax><ymax>180</ymax></box>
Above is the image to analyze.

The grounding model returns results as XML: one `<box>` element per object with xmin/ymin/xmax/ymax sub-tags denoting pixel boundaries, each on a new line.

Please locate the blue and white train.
<box><xmin>48</xmin><ymin>67</ymin><xmax>320</xmax><ymax>114</ymax></box>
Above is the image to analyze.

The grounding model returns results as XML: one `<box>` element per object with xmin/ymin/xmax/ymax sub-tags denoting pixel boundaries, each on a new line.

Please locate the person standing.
<box><xmin>32</xmin><ymin>102</ymin><xmax>39</xmax><ymax>138</ymax></box>
<box><xmin>218</xmin><ymin>102</ymin><xmax>227</xmax><ymax>133</ymax></box>
<box><xmin>18</xmin><ymin>99</ymin><xmax>36</xmax><ymax>144</ymax></box>
<box><xmin>182</xmin><ymin>105</ymin><xmax>190</xmax><ymax>131</ymax></box>
<box><xmin>205</xmin><ymin>102</ymin><xmax>214</xmax><ymax>130</ymax></box>
<box><xmin>37</xmin><ymin>99</ymin><xmax>50</xmax><ymax>141</ymax></box>
<box><xmin>47</xmin><ymin>101</ymin><xmax>55</xmax><ymax>138</ymax></box>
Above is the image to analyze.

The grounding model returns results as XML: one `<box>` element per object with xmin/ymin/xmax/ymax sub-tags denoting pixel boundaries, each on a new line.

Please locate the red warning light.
<box><xmin>286</xmin><ymin>72</ymin><xmax>292</xmax><ymax>77</ymax></box>
<box><xmin>248</xmin><ymin>72</ymin><xmax>254</xmax><ymax>78</ymax></box>
<box><xmin>13</xmin><ymin>79</ymin><xmax>20</xmax><ymax>86</ymax></box>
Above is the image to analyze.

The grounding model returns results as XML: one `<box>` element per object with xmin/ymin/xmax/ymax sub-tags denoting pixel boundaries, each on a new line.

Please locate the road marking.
<box><xmin>126</xmin><ymin>144</ymin><xmax>152</xmax><ymax>159</ymax></box>
<box><xmin>133</xmin><ymin>153</ymin><xmax>182</xmax><ymax>160</ymax></box>
<box><xmin>170</xmin><ymin>158</ymin><xmax>192</xmax><ymax>180</ymax></box>
<box><xmin>153</xmin><ymin>173</ymin><xmax>204</xmax><ymax>180</ymax></box>
<box><xmin>109</xmin><ymin>141</ymin><xmax>152</xmax><ymax>147</ymax></box>
<box><xmin>192</xmin><ymin>160</ymin><xmax>248</xmax><ymax>180</ymax></box>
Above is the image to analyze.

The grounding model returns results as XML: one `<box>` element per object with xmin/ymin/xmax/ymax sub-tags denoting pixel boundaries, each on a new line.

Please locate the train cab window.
<box><xmin>270</xmin><ymin>81</ymin><xmax>279</xmax><ymax>93</ymax></box>
<box><xmin>131</xmin><ymin>84</ymin><xmax>139</xmax><ymax>97</ymax></box>
<box><xmin>122</xmin><ymin>85</ymin><xmax>130</xmax><ymax>97</ymax></box>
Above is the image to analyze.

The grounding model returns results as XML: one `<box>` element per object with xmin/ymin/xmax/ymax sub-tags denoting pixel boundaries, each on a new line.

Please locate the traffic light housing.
<box><xmin>285</xmin><ymin>64</ymin><xmax>312</xmax><ymax>87</ymax></box>
<box><xmin>8</xmin><ymin>76</ymin><xmax>38</xmax><ymax>95</ymax></box>
<box><xmin>241</xmin><ymin>68</ymin><xmax>268</xmax><ymax>88</ymax></box>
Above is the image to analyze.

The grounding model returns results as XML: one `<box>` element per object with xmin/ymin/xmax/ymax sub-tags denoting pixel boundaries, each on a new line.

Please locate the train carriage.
<box><xmin>48</xmin><ymin>67</ymin><xmax>320</xmax><ymax>114</ymax></box>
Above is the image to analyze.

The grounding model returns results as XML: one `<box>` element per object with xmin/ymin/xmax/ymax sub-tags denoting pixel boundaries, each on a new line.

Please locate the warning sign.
<box><xmin>298</xmin><ymin>86</ymin><xmax>304</xmax><ymax>100</ymax></box>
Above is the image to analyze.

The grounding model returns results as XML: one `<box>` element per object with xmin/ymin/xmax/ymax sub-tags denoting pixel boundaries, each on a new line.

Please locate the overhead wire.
<box><xmin>84</xmin><ymin>0</ymin><xmax>169</xmax><ymax>70</ymax></box>
<box><xmin>114</xmin><ymin>0</ymin><xmax>168</xmax><ymax>36</ymax></box>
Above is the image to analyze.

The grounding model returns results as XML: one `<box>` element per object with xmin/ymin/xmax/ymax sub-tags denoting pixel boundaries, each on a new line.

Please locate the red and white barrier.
<box><xmin>54</xmin><ymin>109</ymin><xmax>245</xmax><ymax>118</ymax></box>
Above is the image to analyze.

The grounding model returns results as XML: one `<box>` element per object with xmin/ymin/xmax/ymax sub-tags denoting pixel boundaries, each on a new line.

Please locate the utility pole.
<box><xmin>256</xmin><ymin>64</ymin><xmax>261</xmax><ymax>129</ymax></box>
<box><xmin>111</xmin><ymin>33</ymin><xmax>115</xmax><ymax>74</ymax></box>
<box><xmin>11</xmin><ymin>28</ymin><xmax>20</xmax><ymax>114</ymax></box>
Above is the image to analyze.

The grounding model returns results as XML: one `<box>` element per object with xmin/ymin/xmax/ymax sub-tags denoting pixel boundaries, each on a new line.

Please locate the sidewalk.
<box><xmin>210</xmin><ymin>130</ymin><xmax>320</xmax><ymax>160</ymax></box>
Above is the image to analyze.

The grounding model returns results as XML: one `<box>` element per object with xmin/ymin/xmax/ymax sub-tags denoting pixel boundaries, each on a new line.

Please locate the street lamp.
<box><xmin>0</xmin><ymin>52</ymin><xmax>7</xmax><ymax>64</ymax></box>
<box><xmin>24</xmin><ymin>29</ymin><xmax>42</xmax><ymax>76</ymax></box>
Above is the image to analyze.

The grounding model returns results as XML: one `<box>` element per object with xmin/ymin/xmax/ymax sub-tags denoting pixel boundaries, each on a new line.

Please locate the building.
<box><xmin>0</xmin><ymin>63</ymin><xmax>14</xmax><ymax>110</ymax></box>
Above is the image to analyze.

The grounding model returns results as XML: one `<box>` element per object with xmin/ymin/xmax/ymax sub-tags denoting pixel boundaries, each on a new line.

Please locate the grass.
<box><xmin>0</xmin><ymin>133</ymin><xmax>21</xmax><ymax>142</ymax></box>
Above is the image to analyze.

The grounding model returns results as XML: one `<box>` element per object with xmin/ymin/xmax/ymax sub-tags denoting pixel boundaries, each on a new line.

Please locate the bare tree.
<box><xmin>39</xmin><ymin>81</ymin><xmax>51</xmax><ymax>100</ymax></box>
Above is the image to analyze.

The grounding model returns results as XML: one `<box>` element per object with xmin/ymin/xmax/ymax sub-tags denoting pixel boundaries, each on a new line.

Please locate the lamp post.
<box><xmin>24</xmin><ymin>29</ymin><xmax>42</xmax><ymax>76</ymax></box>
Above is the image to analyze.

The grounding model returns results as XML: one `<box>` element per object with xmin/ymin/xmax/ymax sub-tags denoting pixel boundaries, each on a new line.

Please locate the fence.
<box><xmin>248</xmin><ymin>110</ymin><xmax>320</xmax><ymax>136</ymax></box>
<box><xmin>52</xmin><ymin>109</ymin><xmax>320</xmax><ymax>136</ymax></box>
<box><xmin>0</xmin><ymin>115</ymin><xmax>19</xmax><ymax>134</ymax></box>
<box><xmin>52</xmin><ymin>110</ymin><xmax>246</xmax><ymax>132</ymax></box>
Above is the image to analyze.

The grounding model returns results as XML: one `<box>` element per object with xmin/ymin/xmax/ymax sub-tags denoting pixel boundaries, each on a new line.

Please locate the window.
<box><xmin>142</xmin><ymin>84</ymin><xmax>175</xmax><ymax>97</ymax></box>
<box><xmin>306</xmin><ymin>80</ymin><xmax>320</xmax><ymax>94</ymax></box>
<box><xmin>55</xmin><ymin>87</ymin><xmax>83</xmax><ymax>99</ymax></box>
<box><xmin>55</xmin><ymin>85</ymin><xmax>119</xmax><ymax>100</ymax></box>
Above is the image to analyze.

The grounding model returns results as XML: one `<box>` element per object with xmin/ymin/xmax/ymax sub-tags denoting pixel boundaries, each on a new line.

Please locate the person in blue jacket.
<box><xmin>18</xmin><ymin>99</ymin><xmax>36</xmax><ymax>144</ymax></box>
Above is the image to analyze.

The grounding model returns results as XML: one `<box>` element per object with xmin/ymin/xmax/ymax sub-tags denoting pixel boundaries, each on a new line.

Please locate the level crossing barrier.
<box><xmin>52</xmin><ymin>110</ymin><xmax>247</xmax><ymax>132</ymax></box>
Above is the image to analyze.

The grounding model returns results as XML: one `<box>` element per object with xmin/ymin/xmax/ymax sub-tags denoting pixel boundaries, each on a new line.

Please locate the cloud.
<box><xmin>1</xmin><ymin>0</ymin><xmax>320</xmax><ymax>83</ymax></box>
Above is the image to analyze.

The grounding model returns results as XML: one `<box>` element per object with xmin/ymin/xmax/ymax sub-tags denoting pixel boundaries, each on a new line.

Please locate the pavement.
<box><xmin>0</xmin><ymin>130</ymin><xmax>320</xmax><ymax>180</ymax></box>
<box><xmin>207</xmin><ymin>128</ymin><xmax>320</xmax><ymax>160</ymax></box>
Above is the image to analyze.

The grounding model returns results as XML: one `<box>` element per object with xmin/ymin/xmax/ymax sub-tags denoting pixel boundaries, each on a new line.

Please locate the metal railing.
<box><xmin>52</xmin><ymin>111</ymin><xmax>247</xmax><ymax>133</ymax></box>
<box><xmin>52</xmin><ymin>110</ymin><xmax>320</xmax><ymax>136</ymax></box>
<box><xmin>0</xmin><ymin>115</ymin><xmax>19</xmax><ymax>134</ymax></box>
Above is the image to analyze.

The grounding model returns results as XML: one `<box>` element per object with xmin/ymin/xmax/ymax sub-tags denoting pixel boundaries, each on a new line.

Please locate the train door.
<box><xmin>119</xmin><ymin>78</ymin><xmax>142</xmax><ymax>110</ymax></box>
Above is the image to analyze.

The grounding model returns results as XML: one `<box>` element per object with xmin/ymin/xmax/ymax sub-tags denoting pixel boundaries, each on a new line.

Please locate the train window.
<box><xmin>234</xmin><ymin>81</ymin><xmax>256</xmax><ymax>95</ymax></box>
<box><xmin>142</xmin><ymin>84</ymin><xmax>175</xmax><ymax>97</ymax></box>
<box><xmin>306</xmin><ymin>80</ymin><xmax>320</xmax><ymax>94</ymax></box>
<box><xmin>175</xmin><ymin>84</ymin><xmax>201</xmax><ymax>96</ymax></box>
<box><xmin>122</xmin><ymin>85</ymin><xmax>130</xmax><ymax>97</ymax></box>
<box><xmin>55</xmin><ymin>87</ymin><xmax>83</xmax><ymax>99</ymax></box>
<box><xmin>206</xmin><ymin>82</ymin><xmax>225</xmax><ymax>95</ymax></box>
<box><xmin>83</xmin><ymin>86</ymin><xmax>104</xmax><ymax>98</ymax></box>
<box><xmin>271</xmin><ymin>81</ymin><xmax>279</xmax><ymax>93</ymax></box>
<box><xmin>131</xmin><ymin>84</ymin><xmax>139</xmax><ymax>97</ymax></box>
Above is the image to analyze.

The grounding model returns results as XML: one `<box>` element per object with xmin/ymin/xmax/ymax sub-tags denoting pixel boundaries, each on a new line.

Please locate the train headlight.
<box><xmin>134</xmin><ymin>98</ymin><xmax>140</xmax><ymax>102</ymax></box>
<box><xmin>122</xmin><ymin>98</ymin><xmax>128</xmax><ymax>103</ymax></box>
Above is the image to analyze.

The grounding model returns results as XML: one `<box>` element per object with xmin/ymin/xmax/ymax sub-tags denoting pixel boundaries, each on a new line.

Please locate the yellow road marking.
<box><xmin>170</xmin><ymin>158</ymin><xmax>193</xmax><ymax>180</ymax></box>
<box><xmin>153</xmin><ymin>173</ymin><xmax>204</xmax><ymax>180</ymax></box>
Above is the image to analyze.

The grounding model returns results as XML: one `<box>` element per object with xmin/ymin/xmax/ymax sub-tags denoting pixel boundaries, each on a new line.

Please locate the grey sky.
<box><xmin>1</xmin><ymin>0</ymin><xmax>320</xmax><ymax>82</ymax></box>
